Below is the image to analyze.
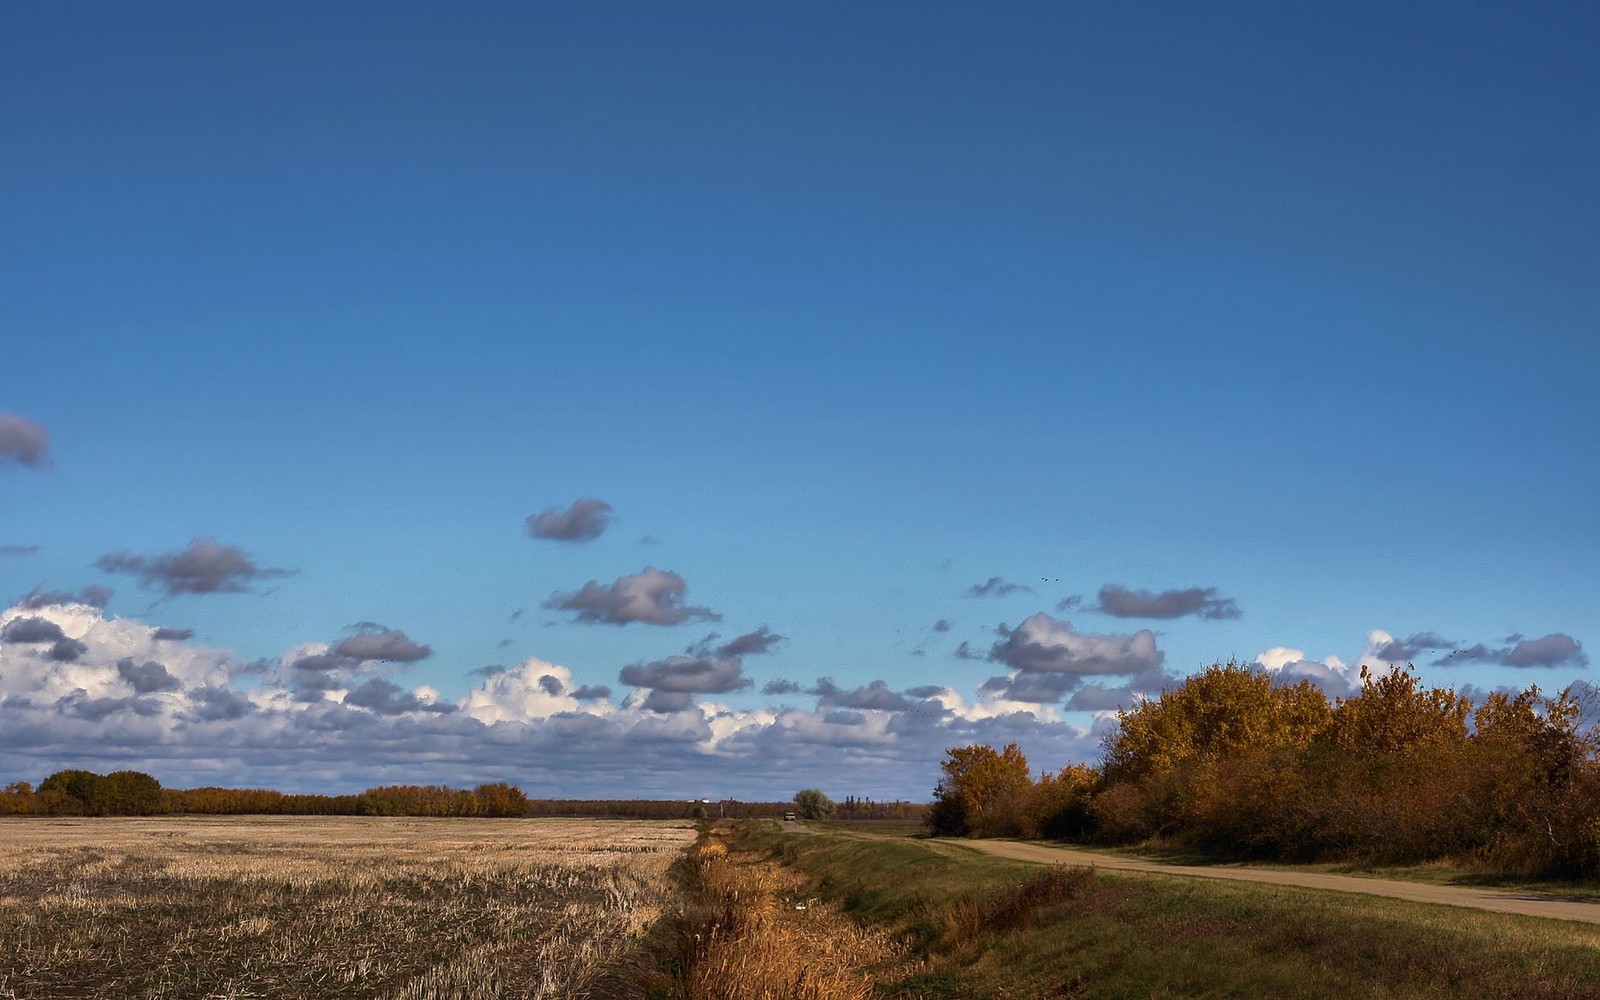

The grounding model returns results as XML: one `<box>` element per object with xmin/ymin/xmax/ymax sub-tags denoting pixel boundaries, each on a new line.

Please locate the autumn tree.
<box><xmin>0</xmin><ymin>781</ymin><xmax>36</xmax><ymax>815</ymax></box>
<box><xmin>1311</xmin><ymin>665</ymin><xmax>1475</xmax><ymax>858</ymax></box>
<box><xmin>474</xmin><ymin>782</ymin><xmax>529</xmax><ymax>817</ymax></box>
<box><xmin>1330</xmin><ymin>665</ymin><xmax>1470</xmax><ymax>755</ymax></box>
<box><xmin>927</xmin><ymin>743</ymin><xmax>1032</xmax><ymax>838</ymax></box>
<box><xmin>37</xmin><ymin>769</ymin><xmax>107</xmax><ymax>815</ymax></box>
<box><xmin>101</xmin><ymin>770</ymin><xmax>165</xmax><ymax>815</ymax></box>
<box><xmin>1103</xmin><ymin>661</ymin><xmax>1331</xmax><ymax>784</ymax></box>
<box><xmin>793</xmin><ymin>789</ymin><xmax>835</xmax><ymax>820</ymax></box>
<box><xmin>1096</xmin><ymin>662</ymin><xmax>1332</xmax><ymax>846</ymax></box>
<box><xmin>1025</xmin><ymin>763</ymin><xmax>1099</xmax><ymax>840</ymax></box>
<box><xmin>34</xmin><ymin>769</ymin><xmax>165</xmax><ymax>815</ymax></box>
<box><xmin>1465</xmin><ymin>685</ymin><xmax>1600</xmax><ymax>876</ymax></box>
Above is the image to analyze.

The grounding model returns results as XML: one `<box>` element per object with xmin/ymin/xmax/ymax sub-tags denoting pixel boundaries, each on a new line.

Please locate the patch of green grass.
<box><xmin>736</xmin><ymin>822</ymin><xmax>1600</xmax><ymax>999</ymax></box>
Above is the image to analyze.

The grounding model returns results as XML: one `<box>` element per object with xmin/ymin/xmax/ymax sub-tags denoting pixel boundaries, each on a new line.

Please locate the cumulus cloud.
<box><xmin>0</xmin><ymin>599</ymin><xmax>1101</xmax><ymax>801</ymax></box>
<box><xmin>1254</xmin><ymin>645</ymin><xmax>1361</xmax><ymax>696</ymax></box>
<box><xmin>1094</xmin><ymin>584</ymin><xmax>1241</xmax><ymax>620</ymax></box>
<box><xmin>965</xmin><ymin>577</ymin><xmax>1032</xmax><ymax>598</ymax></box>
<box><xmin>152</xmin><ymin>627</ymin><xmax>195</xmax><ymax>641</ymax></box>
<box><xmin>1064</xmin><ymin>668</ymin><xmax>1179</xmax><ymax>711</ymax></box>
<box><xmin>95</xmin><ymin>538</ymin><xmax>294</xmax><ymax>596</ymax></box>
<box><xmin>712</xmin><ymin>626</ymin><xmax>785</xmax><ymax>657</ymax></box>
<box><xmin>0</xmin><ymin>601</ymin><xmax>238</xmax><ymax>710</ymax></box>
<box><xmin>620</xmin><ymin>655</ymin><xmax>749</xmax><ymax>694</ymax></box>
<box><xmin>526</xmin><ymin>498</ymin><xmax>614</xmax><ymax>542</ymax></box>
<box><xmin>331</xmin><ymin>625</ymin><xmax>433</xmax><ymax>662</ymax></box>
<box><xmin>17</xmin><ymin>586</ymin><xmax>113</xmax><ymax>610</ymax></box>
<box><xmin>290</xmin><ymin>652</ymin><xmax>348</xmax><ymax>672</ymax></box>
<box><xmin>990</xmin><ymin>613</ymin><xmax>1164</xmax><ymax>675</ymax></box>
<box><xmin>1373</xmin><ymin>631</ymin><xmax>1456</xmax><ymax>662</ymax></box>
<box><xmin>1503</xmin><ymin>633</ymin><xmax>1587</xmax><ymax>668</ymax></box>
<box><xmin>545</xmin><ymin>567</ymin><xmax>718</xmax><ymax>626</ymax></box>
<box><xmin>0</xmin><ymin>413</ymin><xmax>50</xmax><ymax>468</ymax></box>
<box><xmin>343</xmin><ymin>678</ymin><xmax>454</xmax><ymax>715</ymax></box>
<box><xmin>811</xmin><ymin>678</ymin><xmax>913</xmax><ymax>712</ymax></box>
<box><xmin>188</xmin><ymin>685</ymin><xmax>251</xmax><ymax>722</ymax></box>
<box><xmin>762</xmin><ymin>678</ymin><xmax>802</xmax><ymax>696</ymax></box>
<box><xmin>47</xmin><ymin>637</ymin><xmax>88</xmax><ymax>662</ymax></box>
<box><xmin>1055</xmin><ymin>595</ymin><xmax>1083</xmax><ymax>612</ymax></box>
<box><xmin>460</xmin><ymin>659</ymin><xmax>599</xmax><ymax>724</ymax></box>
<box><xmin>931</xmin><ymin>619</ymin><xmax>952</xmax><ymax>632</ymax></box>
<box><xmin>641</xmin><ymin>689</ymin><xmax>694</xmax><ymax>713</ymax></box>
<box><xmin>1</xmin><ymin>616</ymin><xmax>67</xmax><ymax>643</ymax></box>
<box><xmin>117</xmin><ymin>659</ymin><xmax>181</xmax><ymax>694</ymax></box>
<box><xmin>980</xmin><ymin>672</ymin><xmax>1079</xmax><ymax>704</ymax></box>
<box><xmin>1064</xmin><ymin>683</ymin><xmax>1142</xmax><ymax>711</ymax></box>
<box><xmin>1435</xmin><ymin>632</ymin><xmax>1588</xmax><ymax>669</ymax></box>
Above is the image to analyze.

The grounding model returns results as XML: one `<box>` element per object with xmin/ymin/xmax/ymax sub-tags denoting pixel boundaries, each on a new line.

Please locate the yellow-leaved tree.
<box><xmin>926</xmin><ymin>742</ymin><xmax>1033</xmax><ymax>838</ymax></box>
<box><xmin>1096</xmin><ymin>661</ymin><xmax>1332</xmax><ymax>851</ymax></box>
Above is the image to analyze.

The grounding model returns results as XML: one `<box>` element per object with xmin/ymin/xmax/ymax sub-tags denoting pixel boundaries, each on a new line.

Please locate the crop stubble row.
<box><xmin>0</xmin><ymin>815</ymin><xmax>697</xmax><ymax>999</ymax></box>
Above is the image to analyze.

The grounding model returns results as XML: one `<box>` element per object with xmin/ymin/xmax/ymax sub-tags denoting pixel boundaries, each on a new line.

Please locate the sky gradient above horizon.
<box><xmin>3</xmin><ymin>2</ymin><xmax>1596</xmax><ymax>799</ymax></box>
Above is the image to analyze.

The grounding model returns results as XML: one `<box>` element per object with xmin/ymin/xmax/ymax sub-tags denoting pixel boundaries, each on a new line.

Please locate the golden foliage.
<box><xmin>1092</xmin><ymin>662</ymin><xmax>1600</xmax><ymax>875</ymax></box>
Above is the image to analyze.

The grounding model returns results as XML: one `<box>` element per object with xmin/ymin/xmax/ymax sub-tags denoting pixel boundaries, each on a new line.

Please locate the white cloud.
<box><xmin>1254</xmin><ymin>632</ymin><xmax>1391</xmax><ymax>697</ymax></box>
<box><xmin>461</xmin><ymin>659</ymin><xmax>608</xmax><ymax>724</ymax></box>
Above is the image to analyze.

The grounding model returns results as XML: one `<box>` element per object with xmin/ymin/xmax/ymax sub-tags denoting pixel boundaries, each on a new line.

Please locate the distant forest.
<box><xmin>0</xmin><ymin>770</ymin><xmax>923</xmax><ymax>822</ymax></box>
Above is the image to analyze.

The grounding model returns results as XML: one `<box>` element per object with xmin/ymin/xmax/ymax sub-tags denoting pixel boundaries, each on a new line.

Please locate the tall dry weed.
<box><xmin>918</xmin><ymin>863</ymin><xmax>1100</xmax><ymax>950</ymax></box>
<box><xmin>674</xmin><ymin>835</ymin><xmax>903</xmax><ymax>1000</ymax></box>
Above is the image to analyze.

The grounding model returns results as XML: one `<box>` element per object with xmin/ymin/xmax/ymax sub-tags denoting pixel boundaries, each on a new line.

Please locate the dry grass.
<box><xmin>673</xmin><ymin>832</ymin><xmax>903</xmax><ymax>1000</ymax></box>
<box><xmin>0</xmin><ymin>815</ymin><xmax>696</xmax><ymax>999</ymax></box>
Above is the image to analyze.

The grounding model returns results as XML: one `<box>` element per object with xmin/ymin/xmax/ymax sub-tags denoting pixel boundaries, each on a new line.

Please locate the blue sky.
<box><xmin>2</xmin><ymin>3</ymin><xmax>1595</xmax><ymax>799</ymax></box>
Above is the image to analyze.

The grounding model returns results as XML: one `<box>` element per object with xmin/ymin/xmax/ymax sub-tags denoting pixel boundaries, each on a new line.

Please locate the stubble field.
<box><xmin>0</xmin><ymin>816</ymin><xmax>697</xmax><ymax>999</ymax></box>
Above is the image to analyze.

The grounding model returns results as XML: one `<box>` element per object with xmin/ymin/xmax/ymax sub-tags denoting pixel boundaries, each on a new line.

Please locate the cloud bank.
<box><xmin>0</xmin><ymin>599</ymin><xmax>1095</xmax><ymax>799</ymax></box>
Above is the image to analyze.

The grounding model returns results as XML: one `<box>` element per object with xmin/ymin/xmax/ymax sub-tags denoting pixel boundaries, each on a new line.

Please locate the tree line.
<box><xmin>928</xmin><ymin>662</ymin><xmax>1600</xmax><ymax>879</ymax></box>
<box><xmin>0</xmin><ymin>772</ymin><xmax>535</xmax><ymax>818</ymax></box>
<box><xmin>0</xmin><ymin>772</ymin><xmax>840</xmax><ymax>821</ymax></box>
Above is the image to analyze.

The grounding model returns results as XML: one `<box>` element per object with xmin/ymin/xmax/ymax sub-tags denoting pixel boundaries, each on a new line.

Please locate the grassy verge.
<box><xmin>1048</xmin><ymin>839</ymin><xmax>1600</xmax><ymax>902</ymax></box>
<box><xmin>821</xmin><ymin>819</ymin><xmax>1600</xmax><ymax>902</ymax></box>
<box><xmin>737</xmin><ymin>821</ymin><xmax>1600</xmax><ymax>999</ymax></box>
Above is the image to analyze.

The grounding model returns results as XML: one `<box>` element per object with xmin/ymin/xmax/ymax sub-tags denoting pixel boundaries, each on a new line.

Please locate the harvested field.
<box><xmin>0</xmin><ymin>815</ymin><xmax>696</xmax><ymax>999</ymax></box>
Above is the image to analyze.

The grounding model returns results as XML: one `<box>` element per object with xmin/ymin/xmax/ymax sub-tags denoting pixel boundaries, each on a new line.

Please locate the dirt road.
<box><xmin>950</xmin><ymin>838</ymin><xmax>1600</xmax><ymax>925</ymax></box>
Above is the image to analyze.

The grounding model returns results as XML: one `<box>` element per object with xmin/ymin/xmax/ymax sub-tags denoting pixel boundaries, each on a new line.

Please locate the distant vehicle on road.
<box><xmin>783</xmin><ymin>811</ymin><xmax>796</xmax><ymax>821</ymax></box>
